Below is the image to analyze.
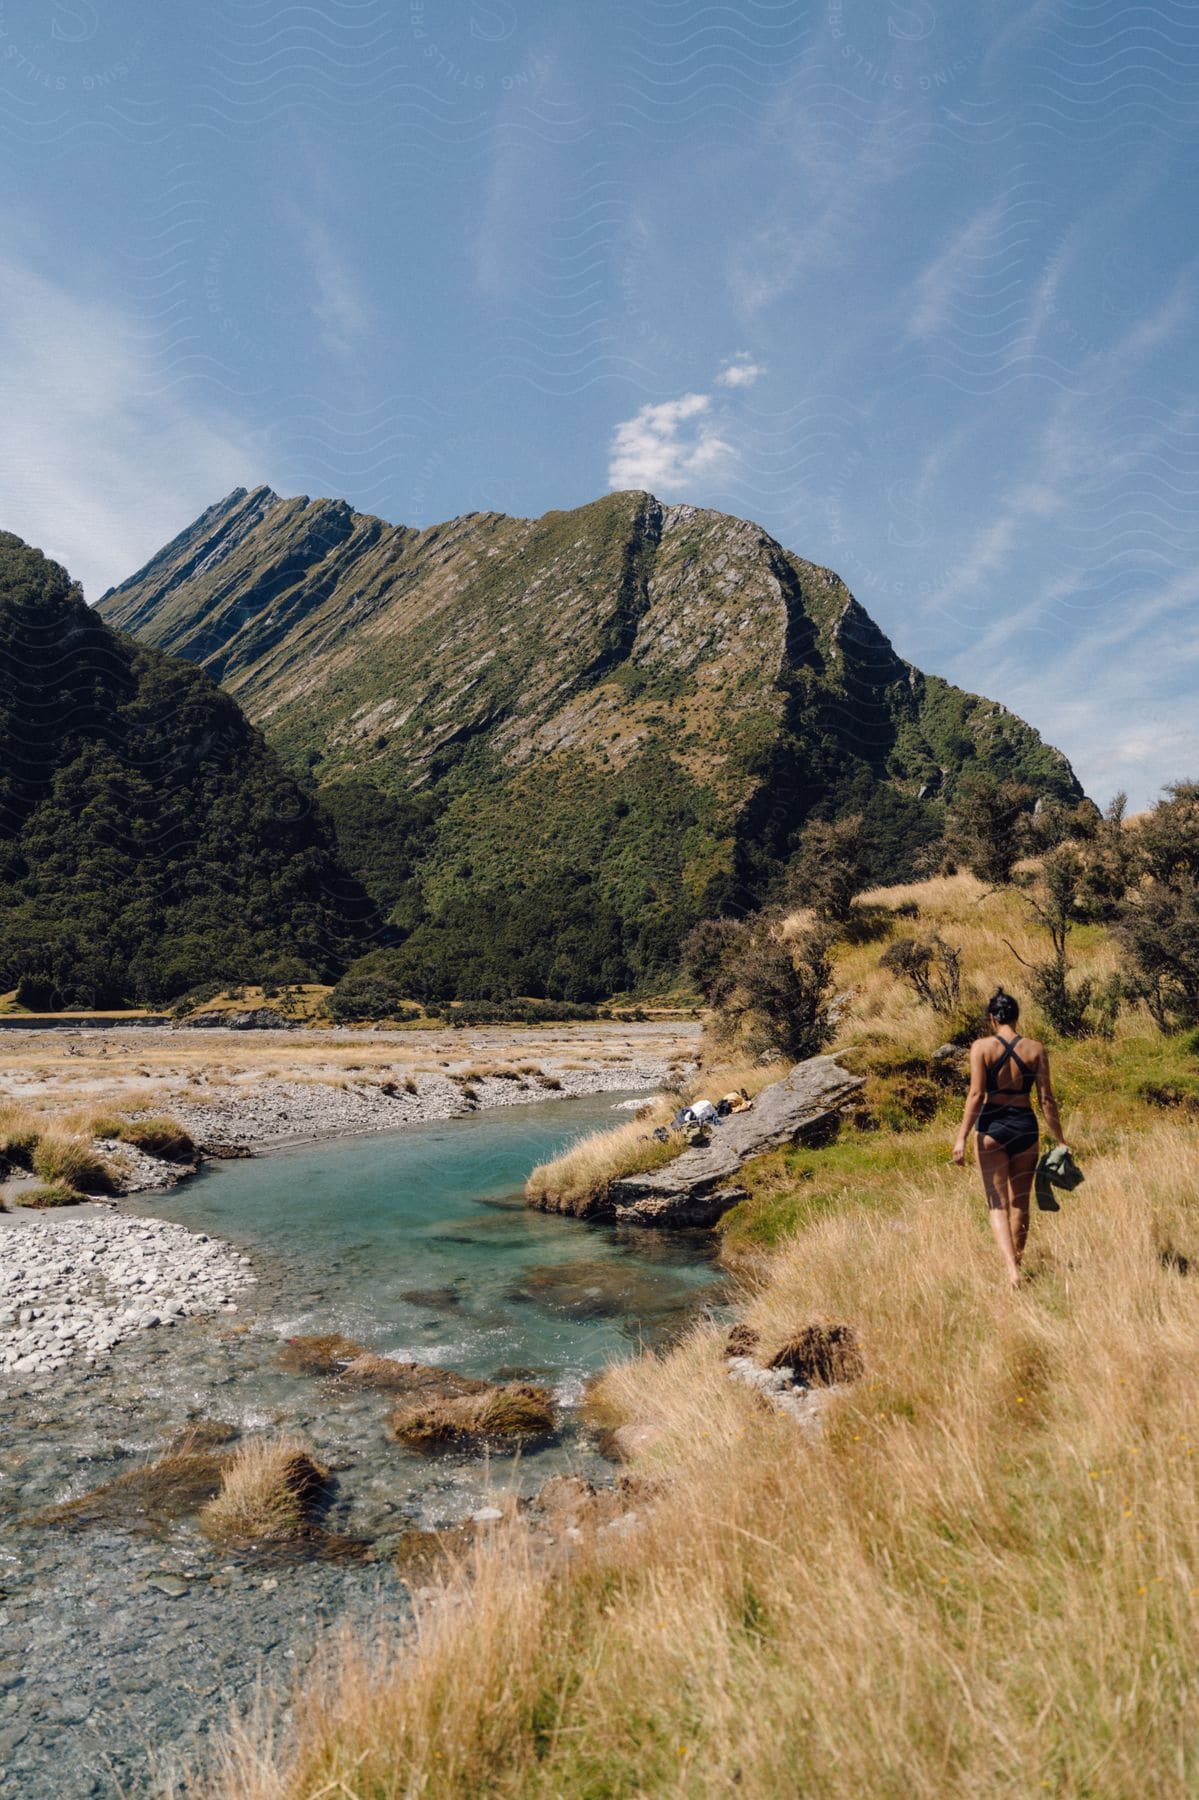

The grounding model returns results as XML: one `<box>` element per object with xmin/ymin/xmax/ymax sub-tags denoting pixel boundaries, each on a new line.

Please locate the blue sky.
<box><xmin>2</xmin><ymin>1</ymin><xmax>1197</xmax><ymax>807</ymax></box>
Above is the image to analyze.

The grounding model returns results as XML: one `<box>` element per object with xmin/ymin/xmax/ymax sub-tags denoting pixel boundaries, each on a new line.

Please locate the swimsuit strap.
<box><xmin>986</xmin><ymin>1035</ymin><xmax>1034</xmax><ymax>1093</ymax></box>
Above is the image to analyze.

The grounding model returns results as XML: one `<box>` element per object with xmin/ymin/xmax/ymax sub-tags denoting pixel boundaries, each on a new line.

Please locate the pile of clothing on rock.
<box><xmin>652</xmin><ymin>1088</ymin><xmax>753</xmax><ymax>1147</ymax></box>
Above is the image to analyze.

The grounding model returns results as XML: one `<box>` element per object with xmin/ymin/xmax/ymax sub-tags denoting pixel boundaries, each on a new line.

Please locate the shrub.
<box><xmin>879</xmin><ymin>935</ymin><xmax>962</xmax><ymax>1015</ymax></box>
<box><xmin>1019</xmin><ymin>848</ymin><xmax>1118</xmax><ymax>1039</ymax></box>
<box><xmin>681</xmin><ymin>917</ymin><xmax>748</xmax><ymax>1006</ymax></box>
<box><xmin>327</xmin><ymin>972</ymin><xmax>419</xmax><ymax>1024</ymax></box>
<box><xmin>716</xmin><ymin>924</ymin><xmax>834</xmax><ymax>1064</ymax></box>
<box><xmin>945</xmin><ymin>774</ymin><xmax>1037</xmax><ymax>886</ymax></box>
<box><xmin>1116</xmin><ymin>784</ymin><xmax>1199</xmax><ymax>1030</ymax></box>
<box><xmin>1076</xmin><ymin>793</ymin><xmax>1134</xmax><ymax>920</ymax></box>
<box><xmin>788</xmin><ymin>815</ymin><xmax>868</xmax><ymax>924</ymax></box>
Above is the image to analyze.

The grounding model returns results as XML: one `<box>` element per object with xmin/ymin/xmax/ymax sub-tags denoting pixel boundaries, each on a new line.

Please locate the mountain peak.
<box><xmin>97</xmin><ymin>485</ymin><xmax>1081</xmax><ymax>996</ymax></box>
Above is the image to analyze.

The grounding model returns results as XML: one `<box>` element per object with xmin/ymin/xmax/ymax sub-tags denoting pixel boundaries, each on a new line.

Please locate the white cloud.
<box><xmin>608</xmin><ymin>392</ymin><xmax>734</xmax><ymax>493</ymax></box>
<box><xmin>905</xmin><ymin>199</ymin><xmax>1012</xmax><ymax>342</ymax></box>
<box><xmin>298</xmin><ymin>216</ymin><xmax>369</xmax><ymax>358</ymax></box>
<box><xmin>716</xmin><ymin>353</ymin><xmax>766</xmax><ymax>389</ymax></box>
<box><xmin>0</xmin><ymin>249</ymin><xmax>260</xmax><ymax>600</ymax></box>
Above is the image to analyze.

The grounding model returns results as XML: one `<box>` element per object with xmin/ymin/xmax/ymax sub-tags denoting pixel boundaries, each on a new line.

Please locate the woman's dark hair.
<box><xmin>988</xmin><ymin>987</ymin><xmax>1019</xmax><ymax>1025</ymax></box>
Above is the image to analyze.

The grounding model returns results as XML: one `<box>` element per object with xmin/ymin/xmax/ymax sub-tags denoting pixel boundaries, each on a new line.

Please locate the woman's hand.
<box><xmin>952</xmin><ymin>1136</ymin><xmax>967</xmax><ymax>1166</ymax></box>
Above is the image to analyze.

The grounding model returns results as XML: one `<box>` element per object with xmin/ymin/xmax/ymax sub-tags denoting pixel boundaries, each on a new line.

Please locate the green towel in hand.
<box><xmin>1035</xmin><ymin>1145</ymin><xmax>1083</xmax><ymax>1211</ymax></box>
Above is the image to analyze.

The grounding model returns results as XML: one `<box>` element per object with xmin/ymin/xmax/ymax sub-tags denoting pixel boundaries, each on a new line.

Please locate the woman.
<box><xmin>952</xmin><ymin>988</ymin><xmax>1068</xmax><ymax>1287</ymax></box>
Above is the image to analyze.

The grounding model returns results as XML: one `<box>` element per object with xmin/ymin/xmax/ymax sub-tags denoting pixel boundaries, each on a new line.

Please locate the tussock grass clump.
<box><xmin>525</xmin><ymin>1097</ymin><xmax>678</xmax><ymax>1210</ymax></box>
<box><xmin>31</xmin><ymin>1132</ymin><xmax>116</xmax><ymax>1195</ymax></box>
<box><xmin>334</xmin><ymin>1354</ymin><xmax>488</xmax><ymax>1400</ymax></box>
<box><xmin>18</xmin><ymin>1181</ymin><xmax>88</xmax><ymax>1208</ymax></box>
<box><xmin>199</xmin><ymin>1437</ymin><xmax>330</xmax><ymax>1543</ymax></box>
<box><xmin>387</xmin><ymin>1383</ymin><xmax>556</xmax><ymax>1452</ymax></box>
<box><xmin>112</xmin><ymin>1115</ymin><xmax>196</xmax><ymax>1161</ymax></box>
<box><xmin>0</xmin><ymin>1104</ymin><xmax>41</xmax><ymax>1166</ymax></box>
<box><xmin>27</xmin><ymin>1445</ymin><xmax>231</xmax><ymax>1529</ymax></box>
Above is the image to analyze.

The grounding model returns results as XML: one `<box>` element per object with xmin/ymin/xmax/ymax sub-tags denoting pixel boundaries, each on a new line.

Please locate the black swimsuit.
<box><xmin>976</xmin><ymin>1035</ymin><xmax>1039</xmax><ymax>1156</ymax></box>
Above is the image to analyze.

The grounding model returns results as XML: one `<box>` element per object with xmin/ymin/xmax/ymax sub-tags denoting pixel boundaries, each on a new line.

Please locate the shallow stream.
<box><xmin>0</xmin><ymin>1092</ymin><xmax>724</xmax><ymax>1798</ymax></box>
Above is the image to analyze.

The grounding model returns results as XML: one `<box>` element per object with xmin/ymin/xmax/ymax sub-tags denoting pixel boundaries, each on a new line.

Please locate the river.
<box><xmin>0</xmin><ymin>1091</ymin><xmax>722</xmax><ymax>1799</ymax></box>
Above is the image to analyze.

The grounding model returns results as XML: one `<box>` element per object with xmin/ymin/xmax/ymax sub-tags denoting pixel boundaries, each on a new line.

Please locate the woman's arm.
<box><xmin>1036</xmin><ymin>1047</ymin><xmax>1068</xmax><ymax>1148</ymax></box>
<box><xmin>953</xmin><ymin>1042</ymin><xmax>987</xmax><ymax>1164</ymax></box>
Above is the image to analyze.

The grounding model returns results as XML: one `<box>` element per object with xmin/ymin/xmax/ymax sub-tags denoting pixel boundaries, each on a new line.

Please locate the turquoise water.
<box><xmin>155</xmin><ymin>1092</ymin><xmax>724</xmax><ymax>1398</ymax></box>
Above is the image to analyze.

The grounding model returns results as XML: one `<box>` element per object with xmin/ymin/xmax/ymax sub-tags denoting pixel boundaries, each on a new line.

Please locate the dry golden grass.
<box><xmin>208</xmin><ymin>862</ymin><xmax>1199</xmax><ymax>1799</ymax></box>
<box><xmin>387</xmin><ymin>1384</ymin><xmax>557</xmax><ymax>1451</ymax></box>
<box><xmin>818</xmin><ymin>870</ymin><xmax>1138</xmax><ymax>1055</ymax></box>
<box><xmin>525</xmin><ymin>1058</ymin><xmax>786</xmax><ymax>1209</ymax></box>
<box><xmin>199</xmin><ymin>1437</ymin><xmax>329</xmax><ymax>1543</ymax></box>
<box><xmin>212</xmin><ymin>1116</ymin><xmax>1199</xmax><ymax>1799</ymax></box>
<box><xmin>524</xmin><ymin>1095</ymin><xmax>678</xmax><ymax>1207</ymax></box>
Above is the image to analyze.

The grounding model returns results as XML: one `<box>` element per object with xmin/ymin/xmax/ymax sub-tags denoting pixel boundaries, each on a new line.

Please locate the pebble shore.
<box><xmin>0</xmin><ymin>1214</ymin><xmax>254</xmax><ymax>1376</ymax></box>
<box><xmin>165</xmin><ymin>1058</ymin><xmax>678</xmax><ymax>1149</ymax></box>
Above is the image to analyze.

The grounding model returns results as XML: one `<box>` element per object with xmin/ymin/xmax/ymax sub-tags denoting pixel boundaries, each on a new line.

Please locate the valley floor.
<box><xmin>203</xmin><ymin>873</ymin><xmax>1199</xmax><ymax>1800</ymax></box>
<box><xmin>0</xmin><ymin>1021</ymin><xmax>698</xmax><ymax>1160</ymax></box>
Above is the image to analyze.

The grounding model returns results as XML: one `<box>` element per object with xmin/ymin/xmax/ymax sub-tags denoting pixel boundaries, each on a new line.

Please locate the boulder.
<box><xmin>608</xmin><ymin>1056</ymin><xmax>864</xmax><ymax>1228</ymax></box>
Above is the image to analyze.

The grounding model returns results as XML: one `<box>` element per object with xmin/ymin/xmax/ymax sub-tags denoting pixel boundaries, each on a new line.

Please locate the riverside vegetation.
<box><xmin>209</xmin><ymin>800</ymin><xmax>1199</xmax><ymax>1799</ymax></box>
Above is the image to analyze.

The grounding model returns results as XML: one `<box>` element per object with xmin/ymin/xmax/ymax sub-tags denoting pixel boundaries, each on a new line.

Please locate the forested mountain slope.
<box><xmin>100</xmin><ymin>488</ymin><xmax>1081</xmax><ymax>998</ymax></box>
<box><xmin>0</xmin><ymin>533</ymin><xmax>366</xmax><ymax>1007</ymax></box>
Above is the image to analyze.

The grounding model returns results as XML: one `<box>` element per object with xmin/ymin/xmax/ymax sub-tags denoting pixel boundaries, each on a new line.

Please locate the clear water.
<box><xmin>154</xmin><ymin>1092</ymin><xmax>722</xmax><ymax>1387</ymax></box>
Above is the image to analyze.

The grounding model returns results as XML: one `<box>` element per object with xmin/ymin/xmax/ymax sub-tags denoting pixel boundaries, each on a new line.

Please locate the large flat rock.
<box><xmin>608</xmin><ymin>1056</ymin><xmax>864</xmax><ymax>1228</ymax></box>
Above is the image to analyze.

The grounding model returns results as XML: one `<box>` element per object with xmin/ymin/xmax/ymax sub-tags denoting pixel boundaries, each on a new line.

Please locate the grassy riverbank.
<box><xmin>210</xmin><ymin>871</ymin><xmax>1199</xmax><ymax>1798</ymax></box>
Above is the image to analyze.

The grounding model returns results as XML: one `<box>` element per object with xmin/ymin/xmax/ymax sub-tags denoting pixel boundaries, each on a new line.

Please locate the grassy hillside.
<box><xmin>211</xmin><ymin>870</ymin><xmax>1199</xmax><ymax>1799</ymax></box>
<box><xmin>101</xmin><ymin>488</ymin><xmax>1081</xmax><ymax>1001</ymax></box>
<box><xmin>0</xmin><ymin>533</ymin><xmax>369</xmax><ymax>1006</ymax></box>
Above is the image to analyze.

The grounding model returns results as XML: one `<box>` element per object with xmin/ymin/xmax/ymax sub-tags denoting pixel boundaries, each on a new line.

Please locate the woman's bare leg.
<box><xmin>1007</xmin><ymin>1144</ymin><xmax>1038</xmax><ymax>1264</ymax></box>
<box><xmin>978</xmin><ymin>1137</ymin><xmax>1021</xmax><ymax>1286</ymax></box>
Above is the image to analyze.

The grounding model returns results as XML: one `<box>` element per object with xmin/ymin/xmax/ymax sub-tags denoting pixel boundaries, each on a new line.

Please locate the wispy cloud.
<box><xmin>716</xmin><ymin>352</ymin><xmax>766</xmax><ymax>389</ymax></box>
<box><xmin>0</xmin><ymin>248</ymin><xmax>258</xmax><ymax>599</ymax></box>
<box><xmin>608</xmin><ymin>392</ymin><xmax>732</xmax><ymax>492</ymax></box>
<box><xmin>298</xmin><ymin>215</ymin><xmax>370</xmax><ymax>357</ymax></box>
<box><xmin>905</xmin><ymin>199</ymin><xmax>1011</xmax><ymax>341</ymax></box>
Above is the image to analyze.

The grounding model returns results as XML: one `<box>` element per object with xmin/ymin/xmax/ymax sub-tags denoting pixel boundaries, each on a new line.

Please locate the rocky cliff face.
<box><xmin>100</xmin><ymin>488</ymin><xmax>1081</xmax><ymax>998</ymax></box>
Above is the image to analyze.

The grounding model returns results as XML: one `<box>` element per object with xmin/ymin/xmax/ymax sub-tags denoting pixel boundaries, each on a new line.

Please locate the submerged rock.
<box><xmin>334</xmin><ymin>1353</ymin><xmax>488</xmax><ymax>1400</ymax></box>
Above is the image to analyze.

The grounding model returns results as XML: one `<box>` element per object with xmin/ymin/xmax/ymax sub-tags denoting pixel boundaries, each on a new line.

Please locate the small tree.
<box><xmin>1115</xmin><ymin>783</ymin><xmax>1199</xmax><ymax>1030</ymax></box>
<box><xmin>1018</xmin><ymin>848</ymin><xmax>1118</xmax><ymax>1038</ymax></box>
<box><xmin>945</xmin><ymin>774</ymin><xmax>1036</xmax><ymax>886</ymax></box>
<box><xmin>681</xmin><ymin>916</ymin><xmax>748</xmax><ymax>1008</ymax></box>
<box><xmin>879</xmin><ymin>935</ymin><xmax>963</xmax><ymax>1015</ymax></box>
<box><xmin>1076</xmin><ymin>792</ymin><xmax>1133</xmax><ymax>921</ymax></box>
<box><xmin>788</xmin><ymin>815</ymin><xmax>868</xmax><ymax>925</ymax></box>
<box><xmin>717</xmin><ymin>923</ymin><xmax>834</xmax><ymax>1063</ymax></box>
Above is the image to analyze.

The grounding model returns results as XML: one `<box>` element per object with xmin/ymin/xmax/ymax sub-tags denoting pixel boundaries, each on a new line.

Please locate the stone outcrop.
<box><xmin>607</xmin><ymin>1056</ymin><xmax>865</xmax><ymax>1228</ymax></box>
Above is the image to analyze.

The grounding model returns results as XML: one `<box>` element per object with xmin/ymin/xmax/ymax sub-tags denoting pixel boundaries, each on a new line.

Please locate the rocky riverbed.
<box><xmin>164</xmin><ymin>1057</ymin><xmax>677</xmax><ymax>1150</ymax></box>
<box><xmin>0</xmin><ymin>1094</ymin><xmax>722</xmax><ymax>1799</ymax></box>
<box><xmin>0</xmin><ymin>1210</ymin><xmax>254</xmax><ymax>1376</ymax></box>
